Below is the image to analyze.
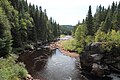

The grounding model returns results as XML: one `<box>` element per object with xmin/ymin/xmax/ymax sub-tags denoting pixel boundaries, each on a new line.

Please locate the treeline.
<box><xmin>60</xmin><ymin>25</ymin><xmax>74</xmax><ymax>35</ymax></box>
<box><xmin>72</xmin><ymin>1</ymin><xmax>120</xmax><ymax>53</ymax></box>
<box><xmin>0</xmin><ymin>0</ymin><xmax>60</xmax><ymax>57</ymax></box>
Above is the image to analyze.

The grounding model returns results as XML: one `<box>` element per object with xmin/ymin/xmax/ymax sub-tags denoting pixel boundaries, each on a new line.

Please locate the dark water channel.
<box><xmin>19</xmin><ymin>49</ymin><xmax>120</xmax><ymax>80</ymax></box>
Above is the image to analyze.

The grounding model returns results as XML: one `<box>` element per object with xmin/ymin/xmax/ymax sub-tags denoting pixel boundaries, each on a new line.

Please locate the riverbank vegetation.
<box><xmin>60</xmin><ymin>1</ymin><xmax>120</xmax><ymax>54</ymax></box>
<box><xmin>0</xmin><ymin>54</ymin><xmax>28</xmax><ymax>80</ymax></box>
<box><xmin>74</xmin><ymin>1</ymin><xmax>120</xmax><ymax>53</ymax></box>
<box><xmin>60</xmin><ymin>39</ymin><xmax>76</xmax><ymax>51</ymax></box>
<box><xmin>0</xmin><ymin>0</ymin><xmax>60</xmax><ymax>79</ymax></box>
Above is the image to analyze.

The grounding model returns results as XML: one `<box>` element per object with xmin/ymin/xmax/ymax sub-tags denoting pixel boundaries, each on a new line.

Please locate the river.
<box><xmin>18</xmin><ymin>48</ymin><xmax>120</xmax><ymax>80</ymax></box>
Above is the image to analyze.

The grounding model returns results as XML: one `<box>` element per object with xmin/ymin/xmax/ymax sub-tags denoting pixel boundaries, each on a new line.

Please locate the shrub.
<box><xmin>0</xmin><ymin>55</ymin><xmax>28</xmax><ymax>80</ymax></box>
<box><xmin>60</xmin><ymin>39</ymin><xmax>76</xmax><ymax>51</ymax></box>
<box><xmin>94</xmin><ymin>30</ymin><xmax>120</xmax><ymax>53</ymax></box>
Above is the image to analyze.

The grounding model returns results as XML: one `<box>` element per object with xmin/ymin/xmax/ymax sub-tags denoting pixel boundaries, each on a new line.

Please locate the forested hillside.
<box><xmin>60</xmin><ymin>25</ymin><xmax>74</xmax><ymax>35</ymax></box>
<box><xmin>0</xmin><ymin>0</ymin><xmax>60</xmax><ymax>57</ymax></box>
<box><xmin>0</xmin><ymin>0</ymin><xmax>60</xmax><ymax>79</ymax></box>
<box><xmin>72</xmin><ymin>1</ymin><xmax>120</xmax><ymax>53</ymax></box>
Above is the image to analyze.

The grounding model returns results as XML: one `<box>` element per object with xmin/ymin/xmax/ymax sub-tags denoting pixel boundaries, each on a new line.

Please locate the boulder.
<box><xmin>80</xmin><ymin>42</ymin><xmax>120</xmax><ymax>77</ymax></box>
<box><xmin>90</xmin><ymin>54</ymin><xmax>103</xmax><ymax>62</ymax></box>
<box><xmin>109</xmin><ymin>62</ymin><xmax>120</xmax><ymax>72</ymax></box>
<box><xmin>91</xmin><ymin>63</ymin><xmax>109</xmax><ymax>77</ymax></box>
<box><xmin>80</xmin><ymin>51</ymin><xmax>93</xmax><ymax>71</ymax></box>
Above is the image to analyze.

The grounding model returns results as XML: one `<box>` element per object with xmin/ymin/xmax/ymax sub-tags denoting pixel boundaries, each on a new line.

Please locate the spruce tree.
<box><xmin>86</xmin><ymin>5</ymin><xmax>94</xmax><ymax>36</ymax></box>
<box><xmin>0</xmin><ymin>7</ymin><xmax>12</xmax><ymax>57</ymax></box>
<box><xmin>99</xmin><ymin>5</ymin><xmax>113</xmax><ymax>33</ymax></box>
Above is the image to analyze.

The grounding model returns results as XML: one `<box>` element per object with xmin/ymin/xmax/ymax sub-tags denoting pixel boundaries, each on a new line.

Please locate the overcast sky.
<box><xmin>27</xmin><ymin>0</ymin><xmax>120</xmax><ymax>25</ymax></box>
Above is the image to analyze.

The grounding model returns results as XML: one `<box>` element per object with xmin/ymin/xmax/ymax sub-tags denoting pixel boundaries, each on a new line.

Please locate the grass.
<box><xmin>60</xmin><ymin>38</ymin><xmax>76</xmax><ymax>51</ymax></box>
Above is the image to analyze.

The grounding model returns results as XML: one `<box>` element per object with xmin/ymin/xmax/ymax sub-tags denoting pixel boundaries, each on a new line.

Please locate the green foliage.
<box><xmin>0</xmin><ymin>55</ymin><xmax>28</xmax><ymax>80</ymax></box>
<box><xmin>0</xmin><ymin>7</ymin><xmax>12</xmax><ymax>57</ymax></box>
<box><xmin>94</xmin><ymin>30</ymin><xmax>120</xmax><ymax>52</ymax></box>
<box><xmin>107</xmin><ymin>30</ymin><xmax>120</xmax><ymax>45</ymax></box>
<box><xmin>75</xmin><ymin>24</ymin><xmax>87</xmax><ymax>52</ymax></box>
<box><xmin>95</xmin><ymin>30</ymin><xmax>108</xmax><ymax>42</ymax></box>
<box><xmin>86</xmin><ymin>5</ymin><xmax>94</xmax><ymax>36</ymax></box>
<box><xmin>85</xmin><ymin>36</ymin><xmax>94</xmax><ymax>44</ymax></box>
<box><xmin>61</xmin><ymin>39</ymin><xmax>76</xmax><ymax>51</ymax></box>
<box><xmin>1</xmin><ymin>0</ymin><xmax>60</xmax><ymax>50</ymax></box>
<box><xmin>72</xmin><ymin>2</ymin><xmax>120</xmax><ymax>54</ymax></box>
<box><xmin>95</xmin><ymin>30</ymin><xmax>120</xmax><ymax>44</ymax></box>
<box><xmin>60</xmin><ymin>34</ymin><xmax>66</xmax><ymax>38</ymax></box>
<box><xmin>60</xmin><ymin>25</ymin><xmax>74</xmax><ymax>35</ymax></box>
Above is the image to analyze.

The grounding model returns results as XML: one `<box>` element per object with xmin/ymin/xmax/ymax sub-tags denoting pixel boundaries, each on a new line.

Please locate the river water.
<box><xmin>37</xmin><ymin>49</ymin><xmax>80</xmax><ymax>80</ymax></box>
<box><xmin>18</xmin><ymin>49</ymin><xmax>120</xmax><ymax>80</ymax></box>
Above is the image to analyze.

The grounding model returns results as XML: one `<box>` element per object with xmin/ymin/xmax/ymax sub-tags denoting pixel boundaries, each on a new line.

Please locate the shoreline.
<box><xmin>50</xmin><ymin>41</ymin><xmax>79</xmax><ymax>58</ymax></box>
<box><xmin>24</xmin><ymin>40</ymin><xmax>79</xmax><ymax>80</ymax></box>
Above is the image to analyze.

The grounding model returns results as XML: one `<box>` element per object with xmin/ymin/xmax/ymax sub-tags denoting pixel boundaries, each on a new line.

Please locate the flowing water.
<box><xmin>18</xmin><ymin>49</ymin><xmax>120</xmax><ymax>80</ymax></box>
<box><xmin>37</xmin><ymin>49</ymin><xmax>80</xmax><ymax>80</ymax></box>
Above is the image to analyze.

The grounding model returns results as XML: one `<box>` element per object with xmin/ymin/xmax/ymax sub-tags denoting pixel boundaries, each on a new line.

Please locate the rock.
<box><xmin>24</xmin><ymin>44</ymin><xmax>34</xmax><ymax>50</ymax></box>
<box><xmin>91</xmin><ymin>66</ymin><xmax>104</xmax><ymax>77</ymax></box>
<box><xmin>109</xmin><ymin>65</ymin><xmax>120</xmax><ymax>73</ymax></box>
<box><xmin>90</xmin><ymin>42</ymin><xmax>107</xmax><ymax>54</ymax></box>
<box><xmin>26</xmin><ymin>74</ymin><xmax>33</xmax><ymax>80</ymax></box>
<box><xmin>90</xmin><ymin>54</ymin><xmax>103</xmax><ymax>62</ymax></box>
<box><xmin>91</xmin><ymin>63</ymin><xmax>109</xmax><ymax>77</ymax></box>
<box><xmin>104</xmin><ymin>59</ymin><xmax>116</xmax><ymax>64</ymax></box>
<box><xmin>116</xmin><ymin>56</ymin><xmax>120</xmax><ymax>61</ymax></box>
<box><xmin>80</xmin><ymin>51</ymin><xmax>93</xmax><ymax>71</ymax></box>
<box><xmin>80</xmin><ymin>42</ymin><xmax>120</xmax><ymax>77</ymax></box>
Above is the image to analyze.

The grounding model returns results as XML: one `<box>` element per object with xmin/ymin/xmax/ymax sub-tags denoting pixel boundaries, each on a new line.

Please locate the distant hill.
<box><xmin>60</xmin><ymin>25</ymin><xmax>74</xmax><ymax>35</ymax></box>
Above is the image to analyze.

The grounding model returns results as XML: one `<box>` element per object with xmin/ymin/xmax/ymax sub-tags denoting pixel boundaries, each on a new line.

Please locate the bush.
<box><xmin>95</xmin><ymin>30</ymin><xmax>107</xmax><ymax>42</ymax></box>
<box><xmin>76</xmin><ymin>47</ymin><xmax>83</xmax><ymax>54</ymax></box>
<box><xmin>94</xmin><ymin>30</ymin><xmax>120</xmax><ymax>53</ymax></box>
<box><xmin>0</xmin><ymin>55</ymin><xmax>28</xmax><ymax>80</ymax></box>
<box><xmin>60</xmin><ymin>39</ymin><xmax>76</xmax><ymax>51</ymax></box>
<box><xmin>85</xmin><ymin>36</ymin><xmax>94</xmax><ymax>44</ymax></box>
<box><xmin>60</xmin><ymin>34</ymin><xmax>66</xmax><ymax>38</ymax></box>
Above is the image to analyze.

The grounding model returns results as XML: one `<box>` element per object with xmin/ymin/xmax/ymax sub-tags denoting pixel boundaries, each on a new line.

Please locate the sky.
<box><xmin>27</xmin><ymin>0</ymin><xmax>120</xmax><ymax>25</ymax></box>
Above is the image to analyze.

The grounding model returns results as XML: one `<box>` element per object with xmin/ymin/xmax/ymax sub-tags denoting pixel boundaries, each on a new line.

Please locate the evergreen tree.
<box><xmin>112</xmin><ymin>2</ymin><xmax>120</xmax><ymax>31</ymax></box>
<box><xmin>0</xmin><ymin>0</ymin><xmax>60</xmax><ymax>52</ymax></box>
<box><xmin>101</xmin><ymin>6</ymin><xmax>112</xmax><ymax>33</ymax></box>
<box><xmin>93</xmin><ymin>5</ymin><xmax>107</xmax><ymax>32</ymax></box>
<box><xmin>86</xmin><ymin>5</ymin><xmax>94</xmax><ymax>35</ymax></box>
<box><xmin>0</xmin><ymin>7</ymin><xmax>12</xmax><ymax>57</ymax></box>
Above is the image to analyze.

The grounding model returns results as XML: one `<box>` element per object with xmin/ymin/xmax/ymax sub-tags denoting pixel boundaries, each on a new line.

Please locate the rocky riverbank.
<box><xmin>80</xmin><ymin>42</ymin><xmax>120</xmax><ymax>79</ymax></box>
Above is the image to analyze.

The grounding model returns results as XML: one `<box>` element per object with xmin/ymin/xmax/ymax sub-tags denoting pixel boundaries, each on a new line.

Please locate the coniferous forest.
<box><xmin>0</xmin><ymin>0</ymin><xmax>60</xmax><ymax>57</ymax></box>
<box><xmin>0</xmin><ymin>0</ymin><xmax>60</xmax><ymax>79</ymax></box>
<box><xmin>0</xmin><ymin>0</ymin><xmax>120</xmax><ymax>80</ymax></box>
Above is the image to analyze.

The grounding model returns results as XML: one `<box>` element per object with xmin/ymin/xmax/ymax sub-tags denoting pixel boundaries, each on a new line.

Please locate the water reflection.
<box><xmin>37</xmin><ymin>49</ymin><xmax>80</xmax><ymax>80</ymax></box>
<box><xmin>18</xmin><ymin>49</ymin><xmax>120</xmax><ymax>80</ymax></box>
<box><xmin>19</xmin><ymin>49</ymin><xmax>80</xmax><ymax>80</ymax></box>
<box><xmin>18</xmin><ymin>49</ymin><xmax>53</xmax><ymax>77</ymax></box>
